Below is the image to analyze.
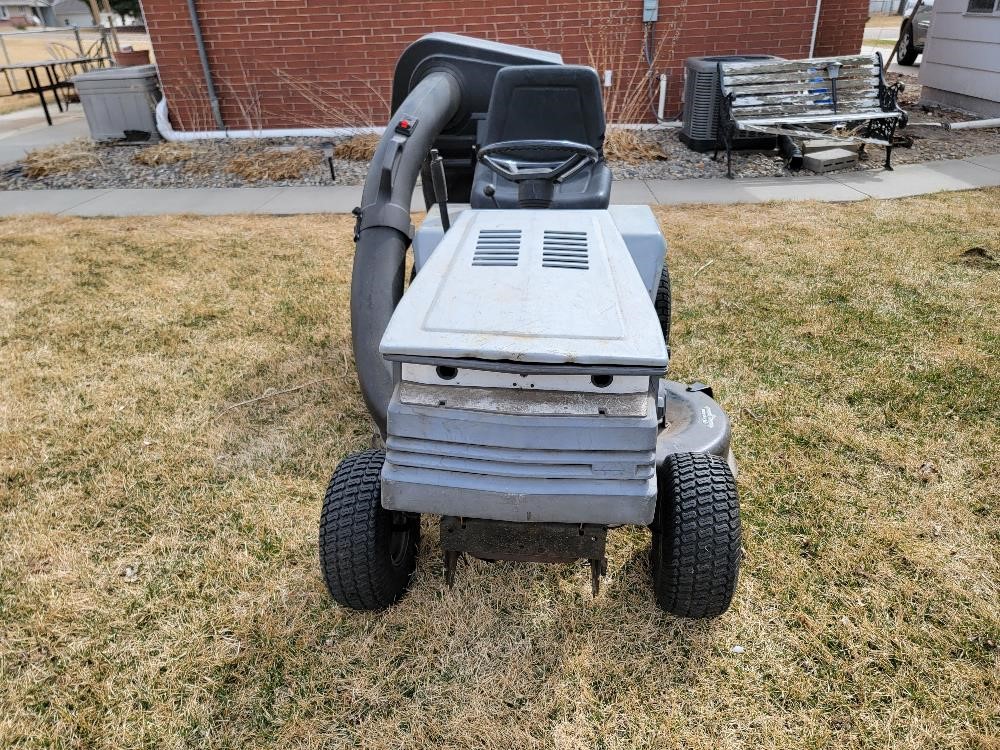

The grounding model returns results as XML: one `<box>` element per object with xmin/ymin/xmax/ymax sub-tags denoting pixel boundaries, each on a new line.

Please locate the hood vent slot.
<box><xmin>542</xmin><ymin>230</ymin><xmax>589</xmax><ymax>270</ymax></box>
<box><xmin>472</xmin><ymin>229</ymin><xmax>521</xmax><ymax>267</ymax></box>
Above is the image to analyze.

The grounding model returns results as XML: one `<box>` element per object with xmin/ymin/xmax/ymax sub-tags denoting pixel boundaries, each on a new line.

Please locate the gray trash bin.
<box><xmin>72</xmin><ymin>64</ymin><xmax>162</xmax><ymax>143</ymax></box>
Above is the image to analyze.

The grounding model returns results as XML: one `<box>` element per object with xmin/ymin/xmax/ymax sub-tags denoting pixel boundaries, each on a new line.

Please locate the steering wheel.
<box><xmin>477</xmin><ymin>140</ymin><xmax>598</xmax><ymax>184</ymax></box>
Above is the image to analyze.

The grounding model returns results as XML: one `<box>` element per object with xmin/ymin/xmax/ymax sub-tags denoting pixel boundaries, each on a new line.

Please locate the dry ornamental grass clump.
<box><xmin>132</xmin><ymin>141</ymin><xmax>196</xmax><ymax>166</ymax></box>
<box><xmin>21</xmin><ymin>137</ymin><xmax>101</xmax><ymax>177</ymax></box>
<box><xmin>603</xmin><ymin>128</ymin><xmax>667</xmax><ymax>163</ymax></box>
<box><xmin>334</xmin><ymin>133</ymin><xmax>380</xmax><ymax>161</ymax></box>
<box><xmin>225</xmin><ymin>147</ymin><xmax>319</xmax><ymax>181</ymax></box>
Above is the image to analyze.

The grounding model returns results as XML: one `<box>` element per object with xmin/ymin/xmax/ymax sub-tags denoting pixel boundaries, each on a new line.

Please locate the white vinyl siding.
<box><xmin>919</xmin><ymin>0</ymin><xmax>1000</xmax><ymax>107</ymax></box>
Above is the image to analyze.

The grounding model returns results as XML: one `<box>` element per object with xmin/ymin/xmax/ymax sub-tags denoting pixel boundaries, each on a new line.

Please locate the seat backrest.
<box><xmin>719</xmin><ymin>54</ymin><xmax>886</xmax><ymax>121</ymax></box>
<box><xmin>481</xmin><ymin>65</ymin><xmax>607</xmax><ymax>157</ymax></box>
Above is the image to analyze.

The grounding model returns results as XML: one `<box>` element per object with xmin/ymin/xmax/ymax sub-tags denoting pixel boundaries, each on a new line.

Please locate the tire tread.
<box><xmin>318</xmin><ymin>450</ymin><xmax>417</xmax><ymax>610</ymax></box>
<box><xmin>654</xmin><ymin>265</ymin><xmax>671</xmax><ymax>345</ymax></box>
<box><xmin>652</xmin><ymin>452</ymin><xmax>741</xmax><ymax>618</ymax></box>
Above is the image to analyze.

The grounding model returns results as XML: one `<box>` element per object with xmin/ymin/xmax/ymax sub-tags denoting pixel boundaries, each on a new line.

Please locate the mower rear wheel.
<box><xmin>654</xmin><ymin>265</ymin><xmax>671</xmax><ymax>345</ymax></box>
<box><xmin>319</xmin><ymin>449</ymin><xmax>419</xmax><ymax>610</ymax></box>
<box><xmin>651</xmin><ymin>452</ymin><xmax>741</xmax><ymax>618</ymax></box>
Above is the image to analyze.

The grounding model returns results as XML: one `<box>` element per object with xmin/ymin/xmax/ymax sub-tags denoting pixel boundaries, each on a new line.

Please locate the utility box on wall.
<box><xmin>72</xmin><ymin>64</ymin><xmax>162</xmax><ymax>143</ymax></box>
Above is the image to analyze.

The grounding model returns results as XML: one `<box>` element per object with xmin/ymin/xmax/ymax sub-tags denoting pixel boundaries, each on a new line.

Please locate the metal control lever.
<box><xmin>429</xmin><ymin>148</ymin><xmax>450</xmax><ymax>232</ymax></box>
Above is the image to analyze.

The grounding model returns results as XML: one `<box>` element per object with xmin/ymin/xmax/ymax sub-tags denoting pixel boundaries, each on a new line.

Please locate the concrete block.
<box><xmin>804</xmin><ymin>148</ymin><xmax>860</xmax><ymax>174</ymax></box>
<box><xmin>803</xmin><ymin>139</ymin><xmax>860</xmax><ymax>154</ymax></box>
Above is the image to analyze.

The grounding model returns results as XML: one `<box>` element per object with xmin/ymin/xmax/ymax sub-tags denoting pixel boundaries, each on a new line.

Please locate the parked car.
<box><xmin>898</xmin><ymin>0</ymin><xmax>934</xmax><ymax>65</ymax></box>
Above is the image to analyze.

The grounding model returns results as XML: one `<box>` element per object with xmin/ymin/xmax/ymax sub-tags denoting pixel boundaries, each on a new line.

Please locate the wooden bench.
<box><xmin>714</xmin><ymin>53</ymin><xmax>907</xmax><ymax>178</ymax></box>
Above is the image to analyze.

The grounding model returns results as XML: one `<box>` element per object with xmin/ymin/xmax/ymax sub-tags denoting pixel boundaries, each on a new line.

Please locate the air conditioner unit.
<box><xmin>680</xmin><ymin>55</ymin><xmax>782</xmax><ymax>153</ymax></box>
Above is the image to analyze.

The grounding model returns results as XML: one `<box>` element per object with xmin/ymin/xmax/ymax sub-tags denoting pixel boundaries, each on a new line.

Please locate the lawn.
<box><xmin>1</xmin><ymin>192</ymin><xmax>998</xmax><ymax>749</ymax></box>
<box><xmin>866</xmin><ymin>14</ymin><xmax>904</xmax><ymax>29</ymax></box>
<box><xmin>863</xmin><ymin>38</ymin><xmax>897</xmax><ymax>49</ymax></box>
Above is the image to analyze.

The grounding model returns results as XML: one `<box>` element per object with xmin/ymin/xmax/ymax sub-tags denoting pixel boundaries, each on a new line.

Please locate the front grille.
<box><xmin>472</xmin><ymin>229</ymin><xmax>521</xmax><ymax>267</ymax></box>
<box><xmin>542</xmin><ymin>230</ymin><xmax>589</xmax><ymax>270</ymax></box>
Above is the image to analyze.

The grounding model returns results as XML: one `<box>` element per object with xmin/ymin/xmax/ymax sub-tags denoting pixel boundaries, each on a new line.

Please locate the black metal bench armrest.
<box><xmin>875</xmin><ymin>51</ymin><xmax>908</xmax><ymax>127</ymax></box>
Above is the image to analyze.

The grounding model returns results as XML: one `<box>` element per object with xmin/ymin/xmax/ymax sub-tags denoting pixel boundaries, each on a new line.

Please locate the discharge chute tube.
<box><xmin>351</xmin><ymin>71</ymin><xmax>462</xmax><ymax>435</ymax></box>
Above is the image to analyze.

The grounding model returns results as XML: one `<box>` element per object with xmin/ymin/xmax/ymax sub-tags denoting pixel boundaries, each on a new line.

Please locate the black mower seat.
<box><xmin>471</xmin><ymin>65</ymin><xmax>612</xmax><ymax>210</ymax></box>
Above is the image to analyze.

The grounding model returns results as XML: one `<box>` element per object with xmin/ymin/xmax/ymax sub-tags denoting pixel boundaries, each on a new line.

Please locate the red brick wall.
<box><xmin>813</xmin><ymin>0</ymin><xmax>869</xmax><ymax>56</ymax></box>
<box><xmin>141</xmin><ymin>0</ymin><xmax>869</xmax><ymax>131</ymax></box>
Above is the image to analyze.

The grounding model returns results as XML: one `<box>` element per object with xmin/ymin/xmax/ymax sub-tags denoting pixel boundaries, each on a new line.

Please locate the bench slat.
<box><xmin>733</xmin><ymin>105</ymin><xmax>884</xmax><ymax>120</ymax></box>
<box><xmin>728</xmin><ymin>78</ymin><xmax>878</xmax><ymax>96</ymax></box>
<box><xmin>719</xmin><ymin>55</ymin><xmax>879</xmax><ymax>75</ymax></box>
<box><xmin>734</xmin><ymin>105</ymin><xmax>884</xmax><ymax>118</ymax></box>
<box><xmin>722</xmin><ymin>69</ymin><xmax>877</xmax><ymax>87</ymax></box>
<box><xmin>735</xmin><ymin>111</ymin><xmax>901</xmax><ymax>126</ymax></box>
<box><xmin>732</xmin><ymin>93</ymin><xmax>880</xmax><ymax>110</ymax></box>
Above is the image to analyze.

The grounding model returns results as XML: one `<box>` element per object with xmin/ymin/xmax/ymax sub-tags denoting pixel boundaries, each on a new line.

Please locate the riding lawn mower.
<box><xmin>319</xmin><ymin>34</ymin><xmax>741</xmax><ymax>617</ymax></box>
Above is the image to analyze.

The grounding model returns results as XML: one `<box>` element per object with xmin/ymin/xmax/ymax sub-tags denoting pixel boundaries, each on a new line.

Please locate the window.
<box><xmin>968</xmin><ymin>0</ymin><xmax>1000</xmax><ymax>13</ymax></box>
<box><xmin>0</xmin><ymin>7</ymin><xmax>8</xmax><ymax>19</ymax></box>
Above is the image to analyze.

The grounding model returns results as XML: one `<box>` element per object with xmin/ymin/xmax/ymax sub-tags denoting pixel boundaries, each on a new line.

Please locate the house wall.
<box><xmin>55</xmin><ymin>12</ymin><xmax>98</xmax><ymax>27</ymax></box>
<box><xmin>814</xmin><ymin>0</ymin><xmax>871</xmax><ymax>54</ymax></box>
<box><xmin>919</xmin><ymin>0</ymin><xmax>1000</xmax><ymax>116</ymax></box>
<box><xmin>0</xmin><ymin>5</ymin><xmax>41</xmax><ymax>28</ymax></box>
<box><xmin>53</xmin><ymin>0</ymin><xmax>102</xmax><ymax>26</ymax></box>
<box><xmin>141</xmin><ymin>0</ymin><xmax>871</xmax><ymax>131</ymax></box>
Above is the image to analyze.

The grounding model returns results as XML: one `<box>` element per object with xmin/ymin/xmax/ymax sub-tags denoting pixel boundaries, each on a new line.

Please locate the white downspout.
<box><xmin>809</xmin><ymin>0</ymin><xmax>823</xmax><ymax>57</ymax></box>
<box><xmin>155</xmin><ymin>98</ymin><xmax>381</xmax><ymax>141</ymax></box>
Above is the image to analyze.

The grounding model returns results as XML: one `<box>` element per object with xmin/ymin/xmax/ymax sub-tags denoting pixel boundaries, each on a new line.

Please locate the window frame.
<box><xmin>967</xmin><ymin>0</ymin><xmax>1000</xmax><ymax>14</ymax></box>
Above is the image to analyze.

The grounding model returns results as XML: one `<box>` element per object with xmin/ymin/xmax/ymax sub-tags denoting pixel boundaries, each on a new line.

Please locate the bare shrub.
<box><xmin>133</xmin><ymin>142</ymin><xmax>196</xmax><ymax>167</ymax></box>
<box><xmin>334</xmin><ymin>133</ymin><xmax>380</xmax><ymax>161</ymax></box>
<box><xmin>225</xmin><ymin>147</ymin><xmax>319</xmax><ymax>181</ymax></box>
<box><xmin>22</xmin><ymin>138</ymin><xmax>101</xmax><ymax>177</ymax></box>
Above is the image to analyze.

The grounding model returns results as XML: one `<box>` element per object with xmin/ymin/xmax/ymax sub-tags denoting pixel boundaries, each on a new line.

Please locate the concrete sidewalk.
<box><xmin>0</xmin><ymin>108</ymin><xmax>89</xmax><ymax>168</ymax></box>
<box><xmin>2</xmin><ymin>153</ymin><xmax>999</xmax><ymax>217</ymax></box>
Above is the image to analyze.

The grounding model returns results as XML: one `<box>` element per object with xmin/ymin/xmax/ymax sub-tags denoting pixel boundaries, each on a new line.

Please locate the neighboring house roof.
<box><xmin>0</xmin><ymin>1</ymin><xmax>51</xmax><ymax>7</ymax></box>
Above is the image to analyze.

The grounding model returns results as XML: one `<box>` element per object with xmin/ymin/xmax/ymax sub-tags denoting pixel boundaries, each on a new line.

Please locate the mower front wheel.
<box><xmin>319</xmin><ymin>449</ymin><xmax>419</xmax><ymax>610</ymax></box>
<box><xmin>650</xmin><ymin>452</ymin><xmax>741</xmax><ymax>618</ymax></box>
<box><xmin>654</xmin><ymin>265</ymin><xmax>671</xmax><ymax>345</ymax></box>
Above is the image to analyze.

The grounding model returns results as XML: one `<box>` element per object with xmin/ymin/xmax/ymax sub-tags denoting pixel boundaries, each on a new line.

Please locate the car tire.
<box><xmin>898</xmin><ymin>24</ymin><xmax>918</xmax><ymax>65</ymax></box>
<box><xmin>654</xmin><ymin>265</ymin><xmax>671</xmax><ymax>345</ymax></box>
<box><xmin>319</xmin><ymin>449</ymin><xmax>420</xmax><ymax>610</ymax></box>
<box><xmin>650</xmin><ymin>452</ymin><xmax>741</xmax><ymax>618</ymax></box>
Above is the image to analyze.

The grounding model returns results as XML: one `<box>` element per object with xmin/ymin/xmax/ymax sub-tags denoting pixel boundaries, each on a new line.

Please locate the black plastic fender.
<box><xmin>656</xmin><ymin>380</ymin><xmax>737</xmax><ymax>477</ymax></box>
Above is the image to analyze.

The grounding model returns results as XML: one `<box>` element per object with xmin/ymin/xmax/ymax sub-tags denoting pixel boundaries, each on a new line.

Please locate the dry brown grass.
<box><xmin>225</xmin><ymin>146</ymin><xmax>319</xmax><ymax>182</ymax></box>
<box><xmin>0</xmin><ymin>92</ymin><xmax>40</xmax><ymax>115</ymax></box>
<box><xmin>131</xmin><ymin>141</ymin><xmax>196</xmax><ymax>167</ymax></box>
<box><xmin>334</xmin><ymin>132</ymin><xmax>380</xmax><ymax>161</ymax></box>
<box><xmin>1</xmin><ymin>191</ymin><xmax>998</xmax><ymax>749</ymax></box>
<box><xmin>867</xmin><ymin>14</ymin><xmax>905</xmax><ymax>29</ymax></box>
<box><xmin>603</xmin><ymin>128</ymin><xmax>666</xmax><ymax>163</ymax></box>
<box><xmin>20</xmin><ymin>136</ymin><xmax>100</xmax><ymax>176</ymax></box>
